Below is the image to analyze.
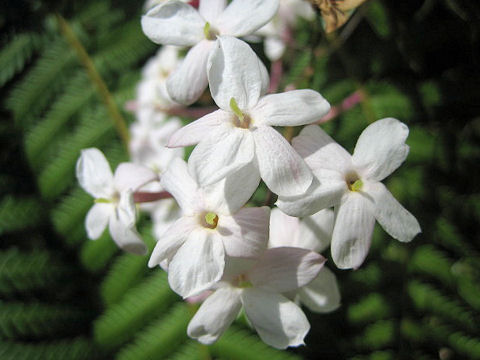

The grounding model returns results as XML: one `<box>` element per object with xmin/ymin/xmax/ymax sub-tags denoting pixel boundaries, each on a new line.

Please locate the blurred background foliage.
<box><xmin>0</xmin><ymin>0</ymin><xmax>479</xmax><ymax>359</ymax></box>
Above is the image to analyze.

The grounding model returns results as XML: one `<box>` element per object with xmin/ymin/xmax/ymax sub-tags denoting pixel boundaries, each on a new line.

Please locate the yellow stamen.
<box><xmin>94</xmin><ymin>198</ymin><xmax>111</xmax><ymax>204</ymax></box>
<box><xmin>230</xmin><ymin>97</ymin><xmax>244</xmax><ymax>121</ymax></box>
<box><xmin>203</xmin><ymin>212</ymin><xmax>219</xmax><ymax>229</ymax></box>
<box><xmin>350</xmin><ymin>179</ymin><xmax>363</xmax><ymax>192</ymax></box>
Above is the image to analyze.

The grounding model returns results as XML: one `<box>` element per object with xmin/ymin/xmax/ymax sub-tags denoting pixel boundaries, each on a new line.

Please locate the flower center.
<box><xmin>345</xmin><ymin>171</ymin><xmax>363</xmax><ymax>192</ymax></box>
<box><xmin>230</xmin><ymin>97</ymin><xmax>251</xmax><ymax>129</ymax></box>
<box><xmin>200</xmin><ymin>211</ymin><xmax>219</xmax><ymax>229</ymax></box>
<box><xmin>203</xmin><ymin>22</ymin><xmax>218</xmax><ymax>41</ymax></box>
<box><xmin>233</xmin><ymin>274</ymin><xmax>252</xmax><ymax>288</ymax></box>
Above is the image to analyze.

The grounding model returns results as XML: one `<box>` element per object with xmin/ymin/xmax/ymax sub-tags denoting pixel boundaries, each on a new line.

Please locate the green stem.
<box><xmin>56</xmin><ymin>14</ymin><xmax>130</xmax><ymax>151</ymax></box>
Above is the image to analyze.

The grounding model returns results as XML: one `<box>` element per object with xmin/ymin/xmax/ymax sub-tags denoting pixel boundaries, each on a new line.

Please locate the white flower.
<box><xmin>76</xmin><ymin>148</ymin><xmax>158</xmax><ymax>255</ymax></box>
<box><xmin>168</xmin><ymin>36</ymin><xmax>331</xmax><ymax>197</ymax></box>
<box><xmin>256</xmin><ymin>0</ymin><xmax>316</xmax><ymax>61</ymax></box>
<box><xmin>136</xmin><ymin>46</ymin><xmax>182</xmax><ymax>114</ymax></box>
<box><xmin>276</xmin><ymin>118</ymin><xmax>422</xmax><ymax>269</ymax></box>
<box><xmin>149</xmin><ymin>157</ymin><xmax>270</xmax><ymax>298</ymax></box>
<box><xmin>141</xmin><ymin>0</ymin><xmax>280</xmax><ymax>104</ymax></box>
<box><xmin>269</xmin><ymin>208</ymin><xmax>340</xmax><ymax>313</ymax></box>
<box><xmin>187</xmin><ymin>247</ymin><xmax>325</xmax><ymax>349</ymax></box>
<box><xmin>129</xmin><ymin>113</ymin><xmax>184</xmax><ymax>174</ymax></box>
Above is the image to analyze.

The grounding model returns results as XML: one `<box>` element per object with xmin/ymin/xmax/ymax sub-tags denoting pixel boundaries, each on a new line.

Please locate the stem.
<box><xmin>133</xmin><ymin>191</ymin><xmax>172</xmax><ymax>203</ymax></box>
<box><xmin>56</xmin><ymin>14</ymin><xmax>130</xmax><ymax>151</ymax></box>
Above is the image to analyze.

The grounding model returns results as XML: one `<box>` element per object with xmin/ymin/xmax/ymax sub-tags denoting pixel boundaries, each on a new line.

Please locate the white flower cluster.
<box><xmin>76</xmin><ymin>0</ymin><xmax>421</xmax><ymax>350</ymax></box>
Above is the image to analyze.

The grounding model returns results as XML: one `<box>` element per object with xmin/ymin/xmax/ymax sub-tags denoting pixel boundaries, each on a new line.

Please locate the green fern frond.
<box><xmin>210</xmin><ymin>326</ymin><xmax>302</xmax><ymax>360</ymax></box>
<box><xmin>409</xmin><ymin>280</ymin><xmax>478</xmax><ymax>333</ymax></box>
<box><xmin>0</xmin><ymin>196</ymin><xmax>43</xmax><ymax>235</ymax></box>
<box><xmin>94</xmin><ymin>271</ymin><xmax>178</xmax><ymax>349</ymax></box>
<box><xmin>116</xmin><ymin>303</ymin><xmax>191</xmax><ymax>360</ymax></box>
<box><xmin>24</xmin><ymin>72</ymin><xmax>95</xmax><ymax>169</ymax></box>
<box><xmin>0</xmin><ymin>337</ymin><xmax>99</xmax><ymax>360</ymax></box>
<box><xmin>354</xmin><ymin>320</ymin><xmax>395</xmax><ymax>350</ymax></box>
<box><xmin>5</xmin><ymin>38</ymin><xmax>77</xmax><ymax>128</ymax></box>
<box><xmin>347</xmin><ymin>293</ymin><xmax>391</xmax><ymax>325</ymax></box>
<box><xmin>0</xmin><ymin>301</ymin><xmax>89</xmax><ymax>339</ymax></box>
<box><xmin>409</xmin><ymin>245</ymin><xmax>455</xmax><ymax>286</ymax></box>
<box><xmin>166</xmin><ymin>341</ymin><xmax>204</xmax><ymax>360</ymax></box>
<box><xmin>80</xmin><ymin>234</ymin><xmax>119</xmax><ymax>273</ymax></box>
<box><xmin>0</xmin><ymin>33</ymin><xmax>42</xmax><ymax>87</ymax></box>
<box><xmin>0</xmin><ymin>248</ymin><xmax>70</xmax><ymax>296</ymax></box>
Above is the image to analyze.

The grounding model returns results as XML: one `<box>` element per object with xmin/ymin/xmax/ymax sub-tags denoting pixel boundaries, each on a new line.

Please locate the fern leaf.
<box><xmin>0</xmin><ymin>33</ymin><xmax>42</xmax><ymax>87</ymax></box>
<box><xmin>94</xmin><ymin>271</ymin><xmax>178</xmax><ymax>349</ymax></box>
<box><xmin>80</xmin><ymin>234</ymin><xmax>118</xmax><ymax>273</ymax></box>
<box><xmin>0</xmin><ymin>196</ymin><xmax>43</xmax><ymax>235</ymax></box>
<box><xmin>116</xmin><ymin>303</ymin><xmax>191</xmax><ymax>360</ymax></box>
<box><xmin>0</xmin><ymin>301</ymin><xmax>90</xmax><ymax>340</ymax></box>
<box><xmin>0</xmin><ymin>248</ymin><xmax>70</xmax><ymax>296</ymax></box>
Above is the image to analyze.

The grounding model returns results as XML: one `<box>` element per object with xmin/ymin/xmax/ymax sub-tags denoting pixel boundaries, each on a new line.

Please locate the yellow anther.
<box><xmin>94</xmin><ymin>198</ymin><xmax>111</xmax><ymax>204</ymax></box>
<box><xmin>350</xmin><ymin>179</ymin><xmax>363</xmax><ymax>192</ymax></box>
<box><xmin>230</xmin><ymin>97</ymin><xmax>244</xmax><ymax>121</ymax></box>
<box><xmin>203</xmin><ymin>212</ymin><xmax>219</xmax><ymax>229</ymax></box>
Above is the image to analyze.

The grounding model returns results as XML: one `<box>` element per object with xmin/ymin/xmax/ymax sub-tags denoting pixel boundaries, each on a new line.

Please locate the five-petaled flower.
<box><xmin>76</xmin><ymin>148</ymin><xmax>158</xmax><ymax>255</ymax></box>
<box><xmin>142</xmin><ymin>0</ymin><xmax>280</xmax><ymax>104</ymax></box>
<box><xmin>277</xmin><ymin>118</ymin><xmax>421</xmax><ymax>269</ymax></box>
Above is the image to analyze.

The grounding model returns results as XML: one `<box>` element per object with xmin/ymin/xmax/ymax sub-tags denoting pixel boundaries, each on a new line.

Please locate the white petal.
<box><xmin>113</xmin><ymin>163</ymin><xmax>158</xmax><ymax>192</ymax></box>
<box><xmin>109</xmin><ymin>191</ymin><xmax>147</xmax><ymax>255</ymax></box>
<box><xmin>331</xmin><ymin>192</ymin><xmax>376</xmax><ymax>269</ymax></box>
<box><xmin>148</xmin><ymin>216</ymin><xmax>197</xmax><ymax>267</ymax></box>
<box><xmin>85</xmin><ymin>203</ymin><xmax>111</xmax><ymax>239</ymax></box>
<box><xmin>218</xmin><ymin>207</ymin><xmax>270</xmax><ymax>258</ymax></box>
<box><xmin>141</xmin><ymin>2</ymin><xmax>205</xmax><ymax>46</ymax></box>
<box><xmin>241</xmin><ymin>288</ymin><xmax>310</xmax><ymax>349</ymax></box>
<box><xmin>217</xmin><ymin>0</ymin><xmax>280</xmax><ymax>37</ymax></box>
<box><xmin>199</xmin><ymin>0</ymin><xmax>227</xmax><ymax>23</ymax></box>
<box><xmin>297</xmin><ymin>209</ymin><xmax>335</xmax><ymax>253</ymax></box>
<box><xmin>189</xmin><ymin>127</ymin><xmax>255</xmax><ymax>186</ymax></box>
<box><xmin>268</xmin><ymin>208</ymin><xmax>299</xmax><ymax>248</ymax></box>
<box><xmin>166</xmin><ymin>40</ymin><xmax>214</xmax><ymax>105</ymax></box>
<box><xmin>368</xmin><ymin>182</ymin><xmax>421</xmax><ymax>243</ymax></box>
<box><xmin>250</xmin><ymin>90</ymin><xmax>330</xmax><ymax>127</ymax></box>
<box><xmin>187</xmin><ymin>286</ymin><xmax>241</xmax><ymax>344</ymax></box>
<box><xmin>276</xmin><ymin>174</ymin><xmax>345</xmax><ymax>217</ymax></box>
<box><xmin>76</xmin><ymin>148</ymin><xmax>114</xmax><ymax>198</ymax></box>
<box><xmin>161</xmin><ymin>158</ymin><xmax>201</xmax><ymax>215</ymax></box>
<box><xmin>249</xmin><ymin>247</ymin><xmax>325</xmax><ymax>293</ymax></box>
<box><xmin>253</xmin><ymin>126</ymin><xmax>313</xmax><ymax>197</ymax></box>
<box><xmin>352</xmin><ymin>118</ymin><xmax>410</xmax><ymax>181</ymax></box>
<box><xmin>203</xmin><ymin>161</ymin><xmax>261</xmax><ymax>214</ymax></box>
<box><xmin>167</xmin><ymin>110</ymin><xmax>232</xmax><ymax>148</ymax></box>
<box><xmin>168</xmin><ymin>230</ymin><xmax>225</xmax><ymax>298</ymax></box>
<box><xmin>258</xmin><ymin>56</ymin><xmax>270</xmax><ymax>96</ymax></box>
<box><xmin>264</xmin><ymin>36</ymin><xmax>285</xmax><ymax>61</ymax></box>
<box><xmin>298</xmin><ymin>267</ymin><xmax>341</xmax><ymax>313</ymax></box>
<box><xmin>207</xmin><ymin>36</ymin><xmax>264</xmax><ymax>111</ymax></box>
<box><xmin>293</xmin><ymin>125</ymin><xmax>353</xmax><ymax>174</ymax></box>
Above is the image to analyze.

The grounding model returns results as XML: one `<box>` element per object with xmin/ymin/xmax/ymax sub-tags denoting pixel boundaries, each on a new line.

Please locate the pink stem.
<box><xmin>269</xmin><ymin>60</ymin><xmax>283</xmax><ymax>93</ymax></box>
<box><xmin>317</xmin><ymin>90</ymin><xmax>365</xmax><ymax>124</ymax></box>
<box><xmin>133</xmin><ymin>191</ymin><xmax>172</xmax><ymax>203</ymax></box>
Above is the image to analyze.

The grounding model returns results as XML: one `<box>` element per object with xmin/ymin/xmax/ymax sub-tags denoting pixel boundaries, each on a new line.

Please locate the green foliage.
<box><xmin>0</xmin><ymin>196</ymin><xmax>43</xmax><ymax>235</ymax></box>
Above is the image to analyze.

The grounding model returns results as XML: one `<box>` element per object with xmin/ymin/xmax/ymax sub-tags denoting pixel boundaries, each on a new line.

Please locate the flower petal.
<box><xmin>352</xmin><ymin>118</ymin><xmax>410</xmax><ymax>181</ymax></box>
<box><xmin>207</xmin><ymin>36</ymin><xmax>265</xmax><ymax>111</ymax></box>
<box><xmin>161</xmin><ymin>158</ymin><xmax>200</xmax><ymax>215</ymax></box>
<box><xmin>85</xmin><ymin>203</ymin><xmax>111</xmax><ymax>239</ymax></box>
<box><xmin>166</xmin><ymin>40</ymin><xmax>214</xmax><ymax>105</ymax></box>
<box><xmin>297</xmin><ymin>209</ymin><xmax>335</xmax><ymax>253</ymax></box>
<box><xmin>275</xmin><ymin>174</ymin><xmax>345</xmax><ymax>217</ymax></box>
<box><xmin>298</xmin><ymin>267</ymin><xmax>341</xmax><ymax>313</ymax></box>
<box><xmin>141</xmin><ymin>1</ymin><xmax>205</xmax><ymax>46</ymax></box>
<box><xmin>217</xmin><ymin>0</ymin><xmax>280</xmax><ymax>37</ymax></box>
<box><xmin>293</xmin><ymin>125</ymin><xmax>353</xmax><ymax>174</ymax></box>
<box><xmin>168</xmin><ymin>230</ymin><xmax>225</xmax><ymax>298</ymax></box>
<box><xmin>148</xmin><ymin>216</ymin><xmax>197</xmax><ymax>267</ymax></box>
<box><xmin>187</xmin><ymin>286</ymin><xmax>241</xmax><ymax>344</ymax></box>
<box><xmin>189</xmin><ymin>127</ymin><xmax>255</xmax><ymax>186</ymax></box>
<box><xmin>76</xmin><ymin>148</ymin><xmax>114</xmax><ymax>198</ymax></box>
<box><xmin>253</xmin><ymin>126</ymin><xmax>313</xmax><ymax>197</ymax></box>
<box><xmin>368</xmin><ymin>182</ymin><xmax>421</xmax><ymax>242</ymax></box>
<box><xmin>249</xmin><ymin>247</ymin><xmax>325</xmax><ymax>293</ymax></box>
<box><xmin>109</xmin><ymin>191</ymin><xmax>147</xmax><ymax>255</ymax></box>
<box><xmin>199</xmin><ymin>0</ymin><xmax>227</xmax><ymax>23</ymax></box>
<box><xmin>268</xmin><ymin>207</ymin><xmax>299</xmax><ymax>248</ymax></box>
<box><xmin>113</xmin><ymin>163</ymin><xmax>158</xmax><ymax>192</ymax></box>
<box><xmin>331</xmin><ymin>192</ymin><xmax>375</xmax><ymax>269</ymax></box>
<box><xmin>241</xmin><ymin>288</ymin><xmax>310</xmax><ymax>349</ymax></box>
<box><xmin>167</xmin><ymin>110</ymin><xmax>232</xmax><ymax>148</ymax></box>
<box><xmin>203</xmin><ymin>160</ymin><xmax>261</xmax><ymax>214</ymax></box>
<box><xmin>218</xmin><ymin>207</ymin><xmax>270</xmax><ymax>258</ymax></box>
<box><xmin>250</xmin><ymin>90</ymin><xmax>330</xmax><ymax>127</ymax></box>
